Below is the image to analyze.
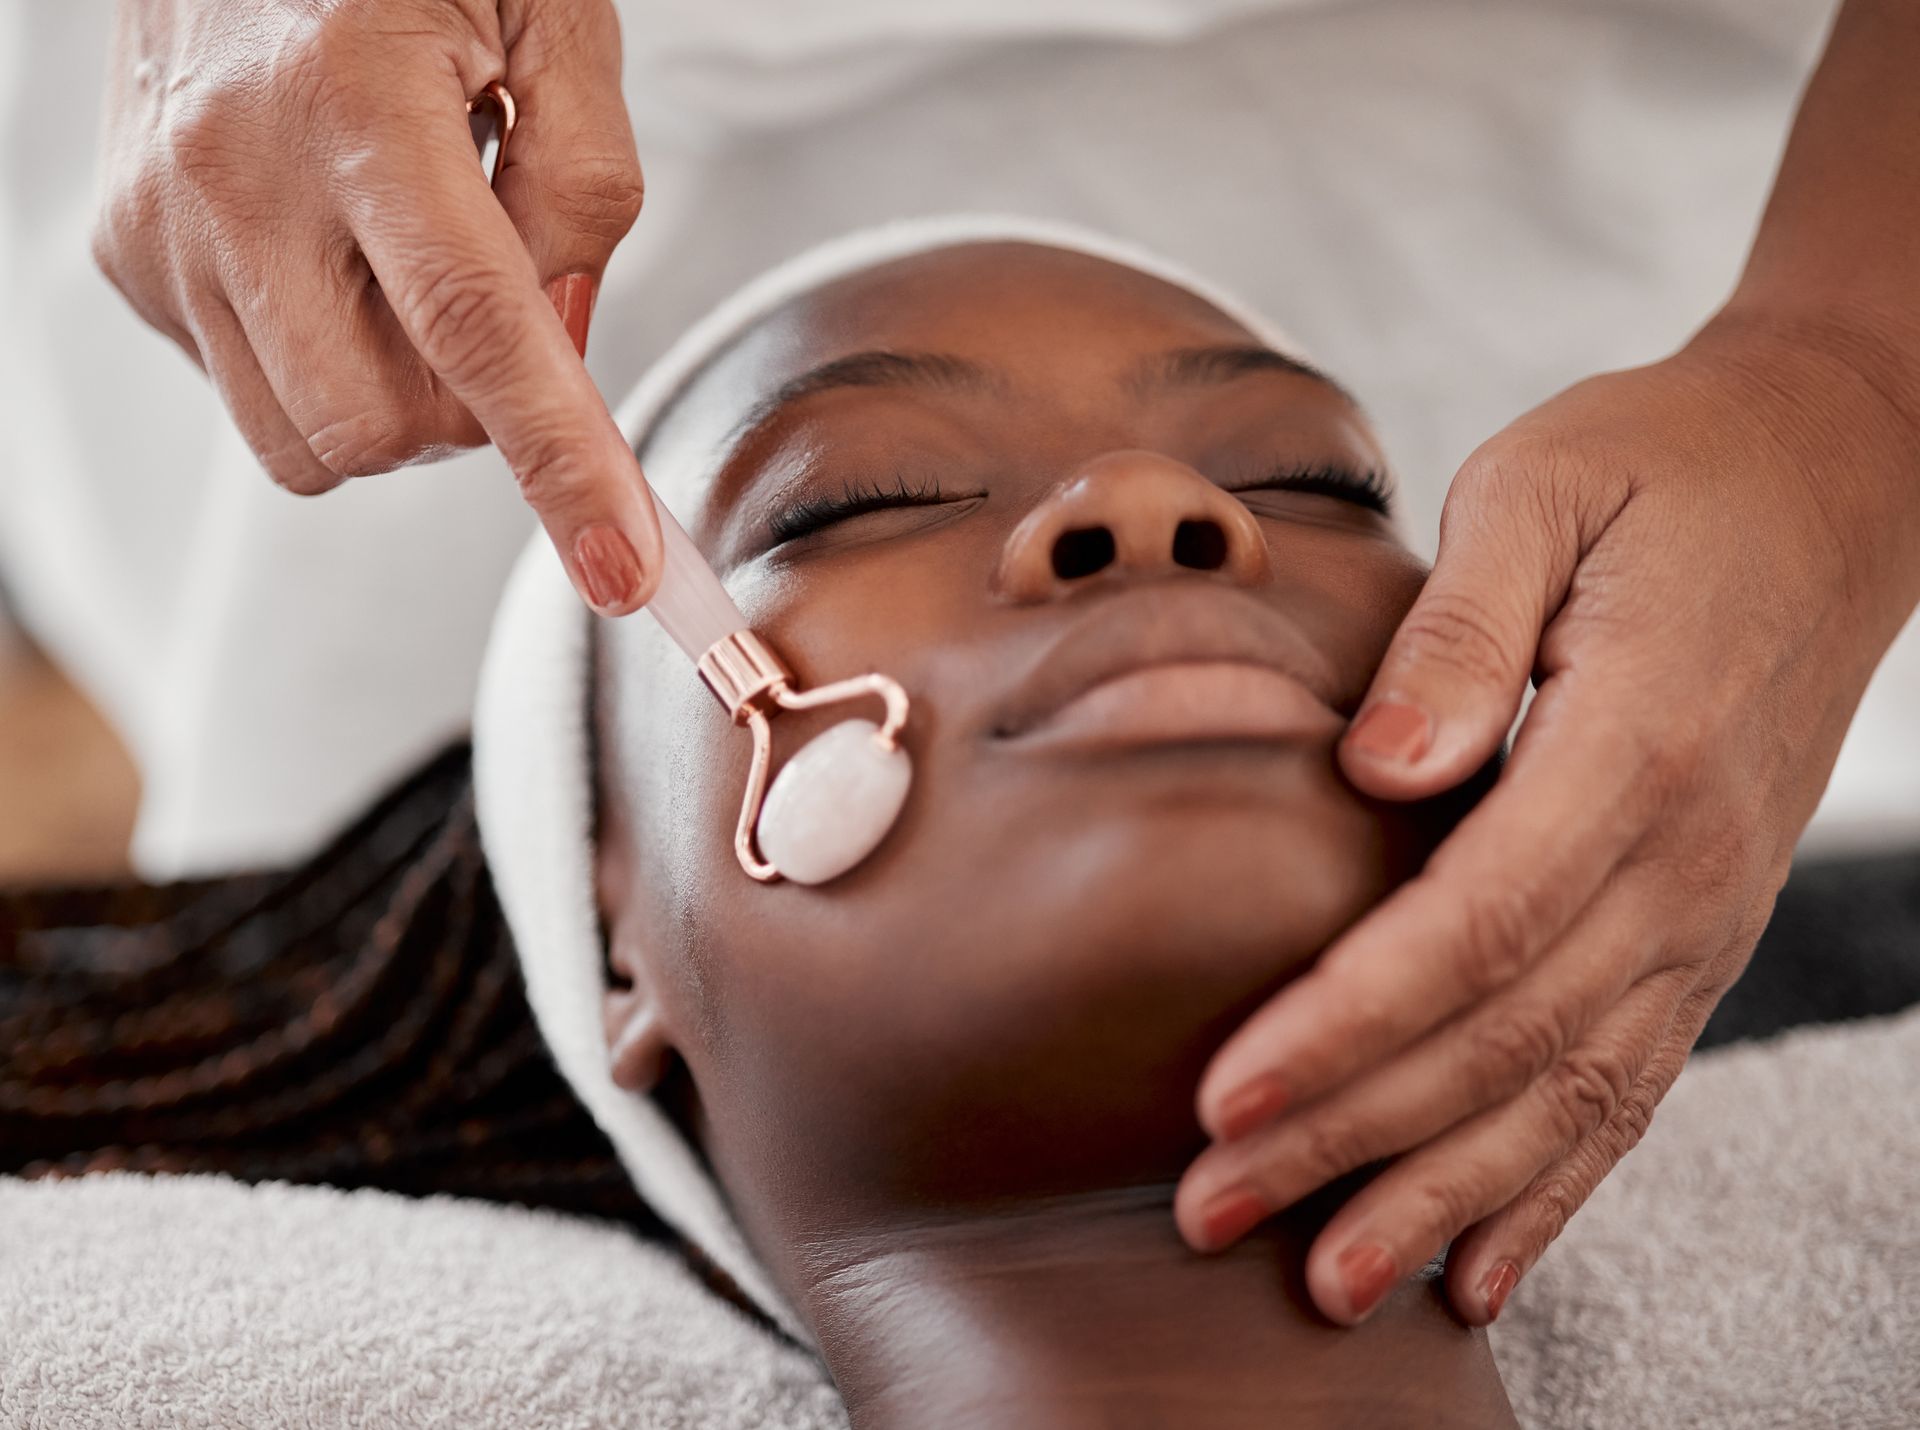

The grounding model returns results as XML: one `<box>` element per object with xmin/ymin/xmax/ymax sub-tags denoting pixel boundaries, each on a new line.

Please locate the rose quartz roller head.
<box><xmin>644</xmin><ymin>490</ymin><xmax>912</xmax><ymax>885</ymax></box>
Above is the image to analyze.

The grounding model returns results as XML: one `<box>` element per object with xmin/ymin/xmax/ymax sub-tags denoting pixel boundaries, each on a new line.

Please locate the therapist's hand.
<box><xmin>1175</xmin><ymin>306</ymin><xmax>1920</xmax><ymax>1325</ymax></box>
<box><xmin>92</xmin><ymin>0</ymin><xmax>661</xmax><ymax>615</ymax></box>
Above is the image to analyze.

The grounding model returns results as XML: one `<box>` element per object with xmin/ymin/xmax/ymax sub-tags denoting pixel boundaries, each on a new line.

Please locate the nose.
<box><xmin>993</xmin><ymin>450</ymin><xmax>1270</xmax><ymax>602</ymax></box>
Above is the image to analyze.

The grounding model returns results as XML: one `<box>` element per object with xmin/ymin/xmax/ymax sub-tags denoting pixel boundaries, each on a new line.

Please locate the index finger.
<box><xmin>1197</xmin><ymin>670</ymin><xmax>1661</xmax><ymax>1140</ymax></box>
<box><xmin>340</xmin><ymin>73</ymin><xmax>661</xmax><ymax>615</ymax></box>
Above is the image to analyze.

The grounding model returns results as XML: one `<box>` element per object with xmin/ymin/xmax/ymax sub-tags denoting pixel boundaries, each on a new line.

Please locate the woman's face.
<box><xmin>598</xmin><ymin>243</ymin><xmax>1454</xmax><ymax>1256</ymax></box>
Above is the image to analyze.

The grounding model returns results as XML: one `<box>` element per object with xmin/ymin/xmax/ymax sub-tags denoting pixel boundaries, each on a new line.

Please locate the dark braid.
<box><xmin>0</xmin><ymin>744</ymin><xmax>661</xmax><ymax>1230</ymax></box>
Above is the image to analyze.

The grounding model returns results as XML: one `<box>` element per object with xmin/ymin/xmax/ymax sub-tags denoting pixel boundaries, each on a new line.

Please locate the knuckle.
<box><xmin>541</xmin><ymin>154</ymin><xmax>646</xmax><ymax>244</ymax></box>
<box><xmin>1390</xmin><ymin>587</ymin><xmax>1526</xmax><ymax>690</ymax></box>
<box><xmin>1461</xmin><ymin>1006</ymin><xmax>1567</xmax><ymax>1104</ymax></box>
<box><xmin>1516</xmin><ymin>1166</ymin><xmax>1589</xmax><ymax>1243</ymax></box>
<box><xmin>93</xmin><ymin>162</ymin><xmax>171</xmax><ymax>296</ymax></box>
<box><xmin>250</xmin><ymin>424</ymin><xmax>342</xmax><ymax>496</ymax></box>
<box><xmin>1293</xmin><ymin>1116</ymin><xmax>1377</xmax><ymax>1186</ymax></box>
<box><xmin>160</xmin><ymin>94</ymin><xmax>243</xmax><ymax>200</ymax></box>
<box><xmin>281</xmin><ymin>6</ymin><xmax>394</xmax><ymax>128</ymax></box>
<box><xmin>1515</xmin><ymin>1070</ymin><xmax>1668</xmax><ymax>1246</ymax></box>
<box><xmin>282</xmin><ymin>48</ymin><xmax>360</xmax><ymax>138</ymax></box>
<box><xmin>1320</xmin><ymin>981</ymin><xmax>1403</xmax><ymax>1070</ymax></box>
<box><xmin>394</xmin><ymin>259</ymin><xmax>524</xmax><ymax>383</ymax></box>
<box><xmin>1565</xmin><ymin>1081</ymin><xmax>1659</xmax><ymax>1176</ymax></box>
<box><xmin>1444</xmin><ymin>879</ymin><xmax>1543</xmax><ymax>995</ymax></box>
<box><xmin>1451</xmin><ymin>435</ymin><xmax>1556</xmax><ymax>496</ymax></box>
<box><xmin>508</xmin><ymin>428</ymin><xmax>601</xmax><ymax>514</ymax></box>
<box><xmin>1543</xmin><ymin>1047</ymin><xmax>1635</xmax><ymax>1145</ymax></box>
<box><xmin>1601</xmin><ymin>1081</ymin><xmax>1662</xmax><ymax>1156</ymax></box>
<box><xmin>1405</xmin><ymin>1171</ymin><xmax>1486</xmax><ymax>1242</ymax></box>
<box><xmin>1452</xmin><ymin>431</ymin><xmax>1588</xmax><ymax>524</ymax></box>
<box><xmin>303</xmin><ymin>401</ymin><xmax>425</xmax><ymax>479</ymax></box>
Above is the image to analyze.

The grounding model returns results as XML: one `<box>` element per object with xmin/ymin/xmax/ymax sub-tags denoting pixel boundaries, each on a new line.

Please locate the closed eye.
<box><xmin>767</xmin><ymin>473</ymin><xmax>973</xmax><ymax>544</ymax></box>
<box><xmin>765</xmin><ymin>461</ymin><xmax>1389</xmax><ymax>546</ymax></box>
<box><xmin>1227</xmin><ymin>462</ymin><xmax>1393</xmax><ymax>517</ymax></box>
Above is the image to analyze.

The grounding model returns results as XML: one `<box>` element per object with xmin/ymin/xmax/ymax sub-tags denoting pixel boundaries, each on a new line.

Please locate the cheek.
<box><xmin>623</xmin><ymin>541</ymin><xmax>981</xmax><ymax>1070</ymax></box>
<box><xmin>724</xmin><ymin>532</ymin><xmax>992</xmax><ymax>690</ymax></box>
<box><xmin>1360</xmin><ymin>542</ymin><xmax>1429</xmax><ymax>636</ymax></box>
<box><xmin>622</xmin><ymin>632</ymin><xmax>768</xmax><ymax>1043</ymax></box>
<box><xmin>1266</xmin><ymin>532</ymin><xmax>1427</xmax><ymax>706</ymax></box>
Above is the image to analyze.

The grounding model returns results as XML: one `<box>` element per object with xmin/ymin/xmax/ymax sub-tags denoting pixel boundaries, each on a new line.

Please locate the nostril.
<box><xmin>1172</xmin><ymin>519</ymin><xmax>1229</xmax><ymax>571</ymax></box>
<box><xmin>1051</xmin><ymin>527</ymin><xmax>1117</xmax><ymax>580</ymax></box>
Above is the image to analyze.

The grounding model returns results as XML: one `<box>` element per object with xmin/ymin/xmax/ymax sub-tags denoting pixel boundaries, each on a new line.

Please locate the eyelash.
<box><xmin>767</xmin><ymin>472</ymin><xmax>958</xmax><ymax>544</ymax></box>
<box><xmin>1228</xmin><ymin>462</ymin><xmax>1394</xmax><ymax>517</ymax></box>
<box><xmin>765</xmin><ymin>462</ymin><xmax>1391</xmax><ymax>545</ymax></box>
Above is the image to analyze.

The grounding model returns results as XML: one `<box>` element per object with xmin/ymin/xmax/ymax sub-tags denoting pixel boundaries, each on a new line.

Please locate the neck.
<box><xmin>791</xmin><ymin>1182</ymin><xmax>1517</xmax><ymax>1430</ymax></box>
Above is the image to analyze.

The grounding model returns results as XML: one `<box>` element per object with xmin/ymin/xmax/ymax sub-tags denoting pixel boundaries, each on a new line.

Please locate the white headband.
<box><xmin>473</xmin><ymin>214</ymin><xmax>1318</xmax><ymax>1344</ymax></box>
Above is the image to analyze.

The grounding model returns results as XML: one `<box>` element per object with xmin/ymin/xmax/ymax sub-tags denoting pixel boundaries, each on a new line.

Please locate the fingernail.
<box><xmin>1196</xmin><ymin>1187</ymin><xmax>1267</xmax><ymax>1251</ymax></box>
<box><xmin>573</xmin><ymin>524</ymin><xmax>644</xmax><ymax>613</ymax></box>
<box><xmin>546</xmin><ymin>273</ymin><xmax>598</xmax><ymax>358</ymax></box>
<box><xmin>1336</xmin><ymin>1242</ymin><xmax>1399</xmax><ymax>1320</ymax></box>
<box><xmin>1479</xmin><ymin>1261</ymin><xmax>1520</xmax><ymax>1323</ymax></box>
<box><xmin>1213</xmin><ymin>1074</ymin><xmax>1289</xmax><ymax>1140</ymax></box>
<box><xmin>1346</xmin><ymin>702</ymin><xmax>1432</xmax><ymax>765</ymax></box>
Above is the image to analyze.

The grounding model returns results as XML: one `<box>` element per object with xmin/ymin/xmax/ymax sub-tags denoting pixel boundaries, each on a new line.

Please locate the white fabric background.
<box><xmin>1</xmin><ymin>0</ymin><xmax>1912</xmax><ymax>876</ymax></box>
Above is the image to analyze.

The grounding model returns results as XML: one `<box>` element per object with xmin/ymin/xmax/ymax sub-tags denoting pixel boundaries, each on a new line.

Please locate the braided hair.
<box><xmin>0</xmin><ymin>745</ymin><xmax>657</xmax><ymax>1229</ymax></box>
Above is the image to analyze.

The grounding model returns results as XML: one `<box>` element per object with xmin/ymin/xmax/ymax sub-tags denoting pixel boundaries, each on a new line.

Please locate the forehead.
<box><xmin>640</xmin><ymin>243</ymin><xmax>1272</xmax><ymax>513</ymax></box>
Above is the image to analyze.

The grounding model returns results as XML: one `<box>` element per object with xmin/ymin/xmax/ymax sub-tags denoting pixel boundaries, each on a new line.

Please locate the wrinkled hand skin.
<box><xmin>93</xmin><ymin>0</ymin><xmax>662</xmax><ymax>613</ymax></box>
<box><xmin>1177</xmin><ymin>306</ymin><xmax>1920</xmax><ymax>1327</ymax></box>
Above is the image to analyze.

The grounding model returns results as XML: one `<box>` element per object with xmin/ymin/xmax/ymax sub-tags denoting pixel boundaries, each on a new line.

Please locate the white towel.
<box><xmin>4</xmin><ymin>1006</ymin><xmax>1916</xmax><ymax>1428</ymax></box>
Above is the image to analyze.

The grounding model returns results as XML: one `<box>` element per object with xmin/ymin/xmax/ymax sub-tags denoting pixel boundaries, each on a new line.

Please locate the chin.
<box><xmin>1020</xmin><ymin>764</ymin><xmax>1401</xmax><ymax>937</ymax></box>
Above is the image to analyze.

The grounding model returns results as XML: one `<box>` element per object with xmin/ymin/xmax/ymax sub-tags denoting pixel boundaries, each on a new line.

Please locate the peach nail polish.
<box><xmin>1214</xmin><ymin>1074</ymin><xmax>1288</xmax><ymax>1140</ymax></box>
<box><xmin>546</xmin><ymin>273</ymin><xmax>598</xmax><ymax>358</ymax></box>
<box><xmin>1336</xmin><ymin>1243</ymin><xmax>1399</xmax><ymax>1320</ymax></box>
<box><xmin>1480</xmin><ymin>1262</ymin><xmax>1520</xmax><ymax>1322</ymax></box>
<box><xmin>1197</xmin><ymin>1188</ymin><xmax>1267</xmax><ymax>1250</ymax></box>
<box><xmin>573</xmin><ymin>525</ymin><xmax>644</xmax><ymax>613</ymax></box>
<box><xmin>1345</xmin><ymin>702</ymin><xmax>1431</xmax><ymax>764</ymax></box>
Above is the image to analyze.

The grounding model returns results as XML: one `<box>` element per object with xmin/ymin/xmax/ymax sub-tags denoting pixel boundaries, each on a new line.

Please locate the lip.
<box><xmin>990</xmin><ymin>588</ymin><xmax>1348</xmax><ymax>748</ymax></box>
<box><xmin>1002</xmin><ymin>660</ymin><xmax>1345</xmax><ymax>751</ymax></box>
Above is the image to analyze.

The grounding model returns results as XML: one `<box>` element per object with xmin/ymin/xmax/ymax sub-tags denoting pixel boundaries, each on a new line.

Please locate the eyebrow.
<box><xmin>1128</xmin><ymin>344</ymin><xmax>1356</xmax><ymax>406</ymax></box>
<box><xmin>719</xmin><ymin>350</ymin><xmax>1005</xmax><ymax>457</ymax></box>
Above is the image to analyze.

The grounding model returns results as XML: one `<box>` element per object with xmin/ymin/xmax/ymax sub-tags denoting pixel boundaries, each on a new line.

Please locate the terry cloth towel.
<box><xmin>3</xmin><ymin>1005</ymin><xmax>1917</xmax><ymax>1429</ymax></box>
<box><xmin>472</xmin><ymin>213</ymin><xmax>1332</xmax><ymax>1344</ymax></box>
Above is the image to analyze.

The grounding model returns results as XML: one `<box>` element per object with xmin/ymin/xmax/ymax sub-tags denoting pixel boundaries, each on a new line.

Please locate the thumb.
<box><xmin>493</xmin><ymin>3</ymin><xmax>644</xmax><ymax>357</ymax></box>
<box><xmin>1342</xmin><ymin>456</ymin><xmax>1578</xmax><ymax>800</ymax></box>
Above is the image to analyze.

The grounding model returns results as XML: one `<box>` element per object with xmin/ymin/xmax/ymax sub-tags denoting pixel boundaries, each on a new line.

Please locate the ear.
<box><xmin>604</xmin><ymin>979</ymin><xmax>672</xmax><ymax>1092</ymax></box>
<box><xmin>597</xmin><ymin>788</ymin><xmax>675</xmax><ymax>1094</ymax></box>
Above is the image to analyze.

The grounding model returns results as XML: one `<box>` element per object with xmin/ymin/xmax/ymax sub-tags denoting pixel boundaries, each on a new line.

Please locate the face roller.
<box><xmin>470</xmin><ymin>82</ymin><xmax>914</xmax><ymax>884</ymax></box>
<box><xmin>647</xmin><ymin>492</ymin><xmax>914</xmax><ymax>885</ymax></box>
